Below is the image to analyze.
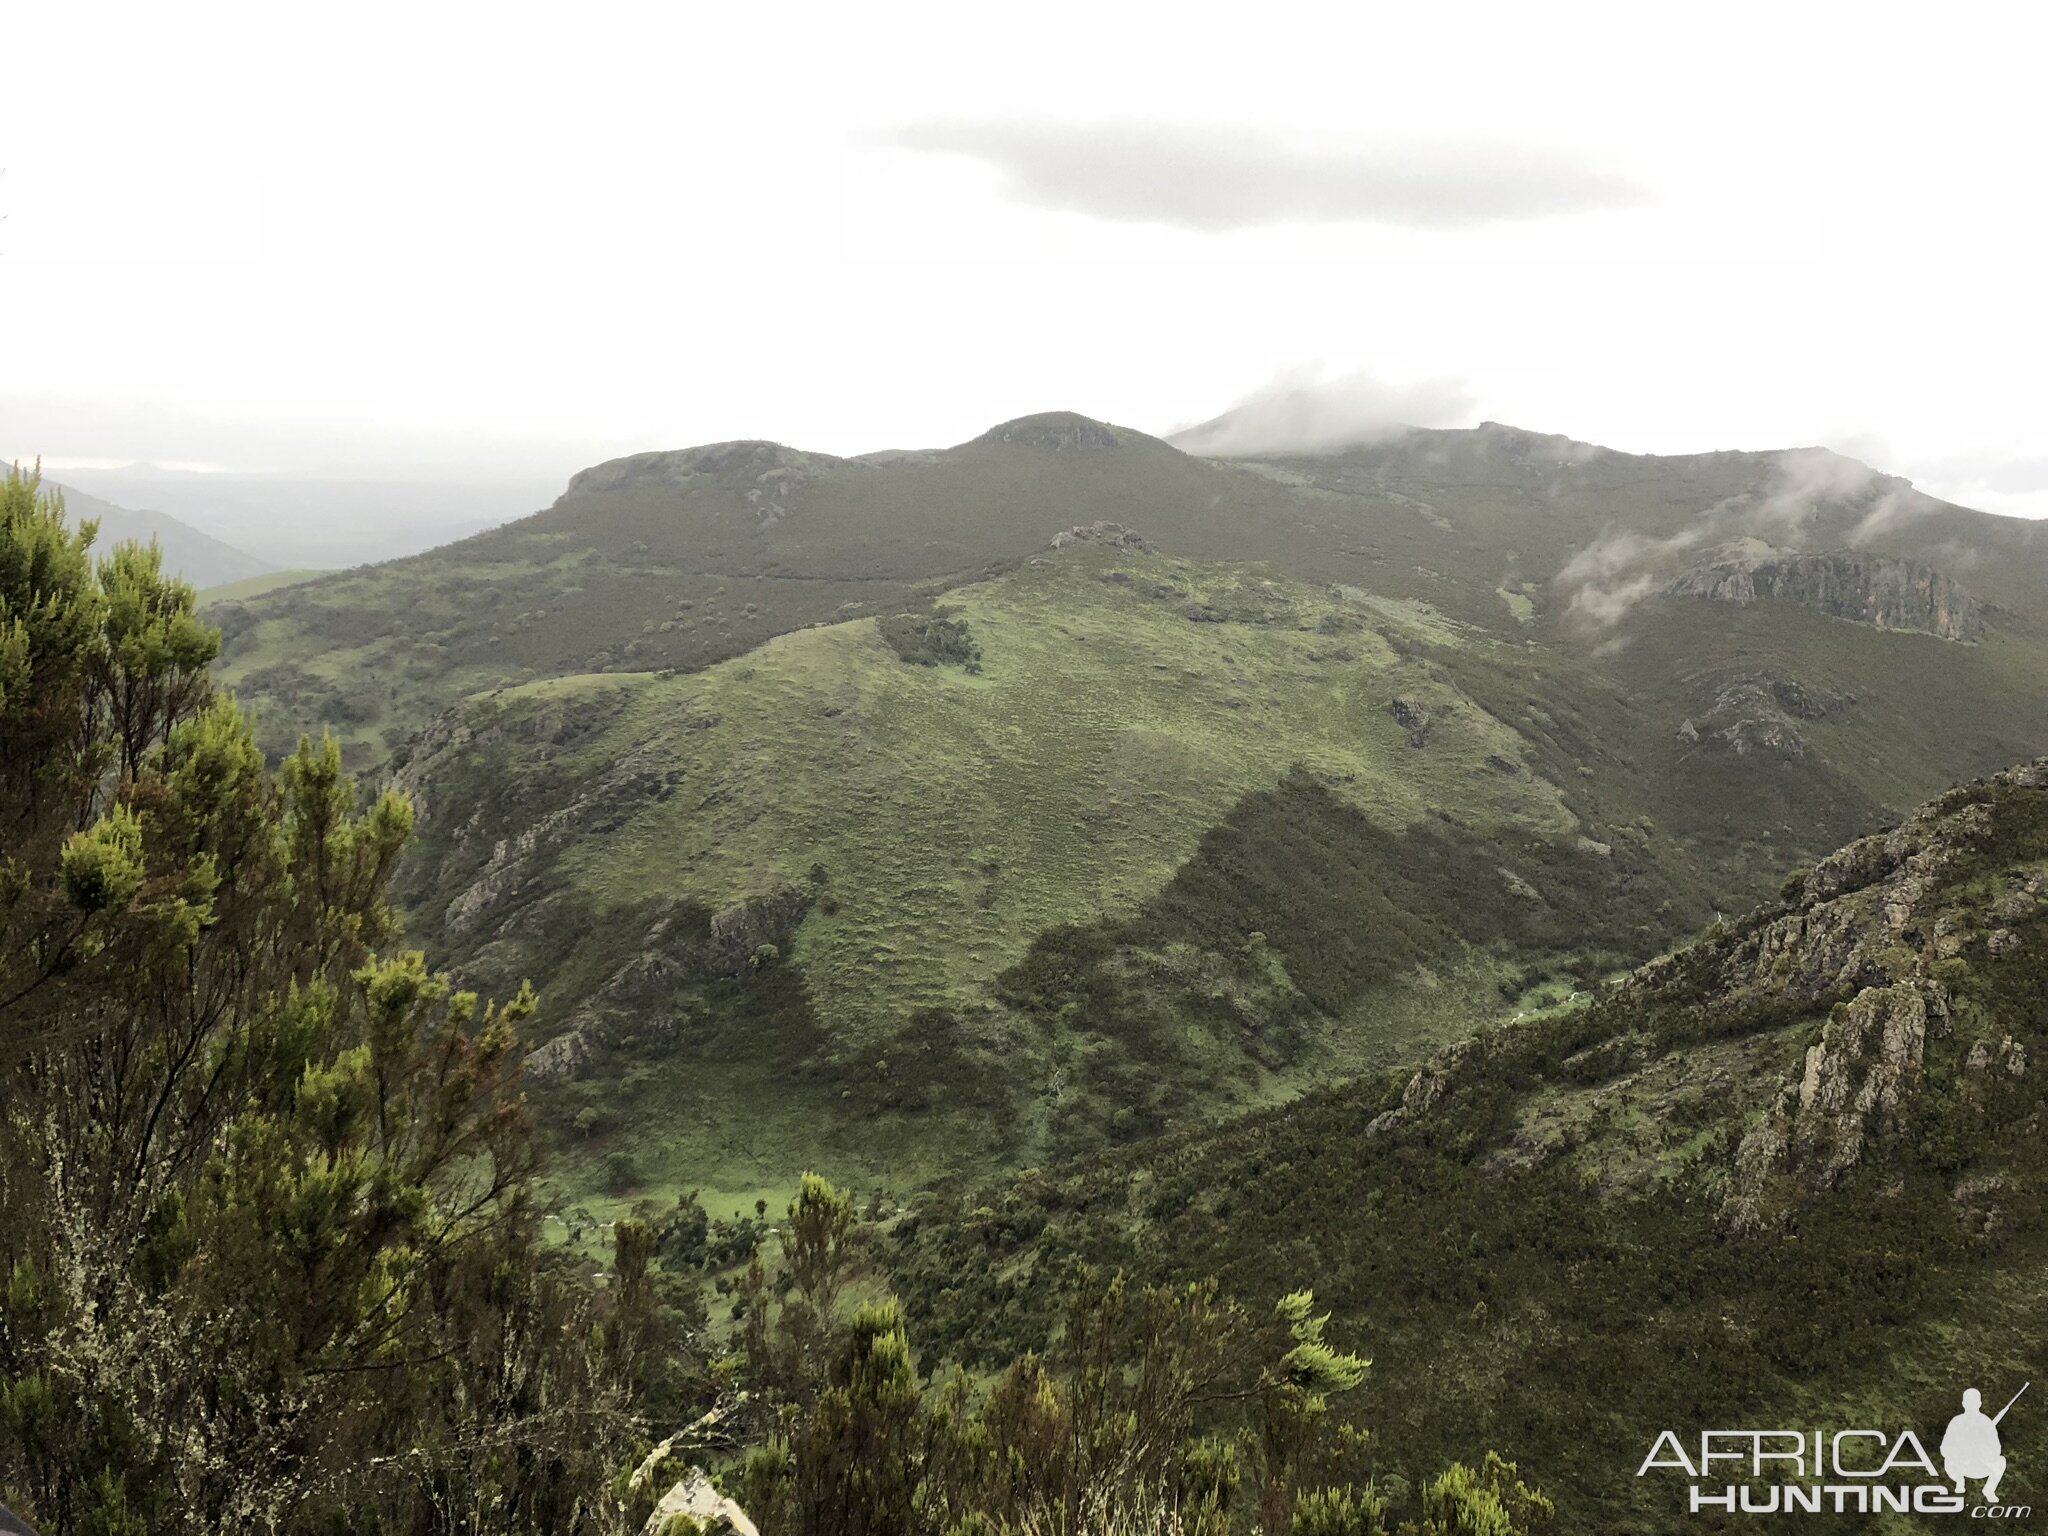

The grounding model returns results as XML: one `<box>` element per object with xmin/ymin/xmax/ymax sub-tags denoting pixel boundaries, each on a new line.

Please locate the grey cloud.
<box><xmin>1168</xmin><ymin>368</ymin><xmax>1476</xmax><ymax>457</ymax></box>
<box><xmin>1751</xmin><ymin>448</ymin><xmax>1885</xmax><ymax>537</ymax></box>
<box><xmin>1567</xmin><ymin>572</ymin><xmax>1663</xmax><ymax>630</ymax></box>
<box><xmin>881</xmin><ymin>120</ymin><xmax>1648</xmax><ymax>231</ymax></box>
<box><xmin>1899</xmin><ymin>451</ymin><xmax>2048</xmax><ymax>522</ymax></box>
<box><xmin>1847</xmin><ymin>486</ymin><xmax>1941</xmax><ymax>546</ymax></box>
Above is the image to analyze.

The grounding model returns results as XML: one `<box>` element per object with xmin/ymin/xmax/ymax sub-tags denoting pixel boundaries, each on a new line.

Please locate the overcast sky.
<box><xmin>5</xmin><ymin>0</ymin><xmax>2046</xmax><ymax>519</ymax></box>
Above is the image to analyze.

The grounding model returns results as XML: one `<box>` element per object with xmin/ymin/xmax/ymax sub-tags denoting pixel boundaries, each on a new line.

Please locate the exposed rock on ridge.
<box><xmin>1366</xmin><ymin>759</ymin><xmax>2048</xmax><ymax>1234</ymax></box>
<box><xmin>1664</xmin><ymin>549</ymin><xmax>1983</xmax><ymax>641</ymax></box>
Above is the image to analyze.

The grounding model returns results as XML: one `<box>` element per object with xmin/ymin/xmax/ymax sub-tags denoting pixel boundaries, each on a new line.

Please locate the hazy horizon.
<box><xmin>7</xmin><ymin>1</ymin><xmax>2047</xmax><ymax>521</ymax></box>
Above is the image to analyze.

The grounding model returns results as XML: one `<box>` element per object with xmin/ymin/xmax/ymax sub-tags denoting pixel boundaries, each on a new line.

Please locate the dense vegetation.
<box><xmin>1</xmin><ymin>469</ymin><xmax>1560</xmax><ymax>1535</ymax></box>
<box><xmin>0</xmin><ymin>472</ymin><xmax>639</xmax><ymax>1531</ymax></box>
<box><xmin>20</xmin><ymin>411</ymin><xmax>2048</xmax><ymax>1532</ymax></box>
<box><xmin>247</xmin><ymin>417</ymin><xmax>2048</xmax><ymax>1224</ymax></box>
<box><xmin>884</xmin><ymin>765</ymin><xmax>2048</xmax><ymax>1530</ymax></box>
<box><xmin>624</xmin><ymin>1173</ymin><xmax>1556</xmax><ymax>1536</ymax></box>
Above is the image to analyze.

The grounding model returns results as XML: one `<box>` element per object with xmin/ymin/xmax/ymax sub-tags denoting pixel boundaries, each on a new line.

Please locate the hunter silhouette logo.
<box><xmin>1637</xmin><ymin>1380</ymin><xmax>2033</xmax><ymax>1517</ymax></box>
<box><xmin>1943</xmin><ymin>1383</ymin><xmax>2025</xmax><ymax>1504</ymax></box>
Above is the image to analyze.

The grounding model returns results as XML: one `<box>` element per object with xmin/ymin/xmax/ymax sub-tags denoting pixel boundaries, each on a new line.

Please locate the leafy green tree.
<box><xmin>0</xmin><ymin>467</ymin><xmax>635</xmax><ymax>1533</ymax></box>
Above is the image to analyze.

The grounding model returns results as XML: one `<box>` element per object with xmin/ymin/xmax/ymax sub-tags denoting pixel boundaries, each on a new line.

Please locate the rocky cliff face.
<box><xmin>1704</xmin><ymin>763</ymin><xmax>2045</xmax><ymax>1226</ymax></box>
<box><xmin>1664</xmin><ymin>549</ymin><xmax>1983</xmax><ymax>640</ymax></box>
<box><xmin>1368</xmin><ymin>759</ymin><xmax>2048</xmax><ymax>1232</ymax></box>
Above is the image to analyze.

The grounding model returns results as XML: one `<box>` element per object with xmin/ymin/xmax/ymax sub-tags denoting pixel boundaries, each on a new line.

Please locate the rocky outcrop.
<box><xmin>1664</xmin><ymin>550</ymin><xmax>1983</xmax><ymax>641</ymax></box>
<box><xmin>707</xmin><ymin>887</ymin><xmax>814</xmax><ymax>977</ymax></box>
<box><xmin>526</xmin><ymin>888</ymin><xmax>812</xmax><ymax>1081</ymax></box>
<box><xmin>640</xmin><ymin>1470</ymin><xmax>757</xmax><ymax>1536</ymax></box>
<box><xmin>628</xmin><ymin>1408</ymin><xmax>759</xmax><ymax>1536</ymax></box>
<box><xmin>1677</xmin><ymin>672</ymin><xmax>1848</xmax><ymax>760</ymax></box>
<box><xmin>1049</xmin><ymin>520</ymin><xmax>1153</xmax><ymax>553</ymax></box>
<box><xmin>1650</xmin><ymin>763</ymin><xmax>2047</xmax><ymax>1229</ymax></box>
<box><xmin>1723</xmin><ymin>983</ymin><xmax>1936</xmax><ymax>1231</ymax></box>
<box><xmin>1383</xmin><ymin>759</ymin><xmax>2044</xmax><ymax>1232</ymax></box>
<box><xmin>1388</xmin><ymin>695</ymin><xmax>1434</xmax><ymax>748</ymax></box>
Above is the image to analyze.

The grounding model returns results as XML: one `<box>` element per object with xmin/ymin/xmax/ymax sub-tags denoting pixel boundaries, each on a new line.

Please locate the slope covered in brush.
<box><xmin>217</xmin><ymin>413</ymin><xmax>2048</xmax><ymax>1223</ymax></box>
<box><xmin>887</xmin><ymin>760</ymin><xmax>2048</xmax><ymax>1528</ymax></box>
<box><xmin>392</xmin><ymin>540</ymin><xmax>1643</xmax><ymax>1209</ymax></box>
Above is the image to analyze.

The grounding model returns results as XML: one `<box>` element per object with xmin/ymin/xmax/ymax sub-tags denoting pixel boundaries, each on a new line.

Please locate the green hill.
<box><xmin>217</xmin><ymin>413</ymin><xmax>2048</xmax><ymax>1217</ymax></box>
<box><xmin>886</xmin><ymin>759</ymin><xmax>2048</xmax><ymax>1529</ymax></box>
<box><xmin>395</xmin><ymin>540</ymin><xmax>1623</xmax><ymax>1208</ymax></box>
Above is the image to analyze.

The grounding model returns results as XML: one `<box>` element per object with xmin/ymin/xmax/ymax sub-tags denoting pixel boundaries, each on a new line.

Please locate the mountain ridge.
<box><xmin>209</xmin><ymin>412</ymin><xmax>2044</xmax><ymax>770</ymax></box>
<box><xmin>198</xmin><ymin>411</ymin><xmax>2048</xmax><ymax>1218</ymax></box>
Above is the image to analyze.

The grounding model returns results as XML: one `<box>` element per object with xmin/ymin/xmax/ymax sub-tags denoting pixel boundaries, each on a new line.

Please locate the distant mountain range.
<box><xmin>44</xmin><ymin>479</ymin><xmax>277</xmax><ymax>590</ymax></box>
<box><xmin>52</xmin><ymin>465</ymin><xmax>560</xmax><ymax>568</ymax></box>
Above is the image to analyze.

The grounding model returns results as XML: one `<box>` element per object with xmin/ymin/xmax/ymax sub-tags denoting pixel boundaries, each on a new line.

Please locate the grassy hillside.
<box><xmin>886</xmin><ymin>760</ymin><xmax>2048</xmax><ymax>1530</ymax></box>
<box><xmin>219</xmin><ymin>413</ymin><xmax>2048</xmax><ymax>1223</ymax></box>
<box><xmin>396</xmin><ymin>543</ymin><xmax>1609</xmax><ymax>1211</ymax></box>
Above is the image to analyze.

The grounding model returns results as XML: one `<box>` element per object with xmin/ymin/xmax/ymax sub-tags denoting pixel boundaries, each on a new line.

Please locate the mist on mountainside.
<box><xmin>38</xmin><ymin>478</ymin><xmax>276</xmax><ymax>589</ymax></box>
<box><xmin>50</xmin><ymin>466</ymin><xmax>561</xmax><ymax>567</ymax></box>
<box><xmin>1168</xmin><ymin>366</ymin><xmax>1477</xmax><ymax>456</ymax></box>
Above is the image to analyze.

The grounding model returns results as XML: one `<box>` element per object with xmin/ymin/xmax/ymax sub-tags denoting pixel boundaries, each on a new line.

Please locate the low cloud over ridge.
<box><xmin>1554</xmin><ymin>449</ymin><xmax>1948</xmax><ymax>630</ymax></box>
<box><xmin>882</xmin><ymin>120</ymin><xmax>1648</xmax><ymax>231</ymax></box>
<box><xmin>1168</xmin><ymin>367</ymin><xmax>1476</xmax><ymax>457</ymax></box>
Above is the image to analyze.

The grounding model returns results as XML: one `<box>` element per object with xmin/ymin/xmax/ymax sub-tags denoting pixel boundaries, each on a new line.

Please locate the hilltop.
<box><xmin>887</xmin><ymin>760</ymin><xmax>2048</xmax><ymax>1528</ymax></box>
<box><xmin>214</xmin><ymin>413</ymin><xmax>2048</xmax><ymax>771</ymax></box>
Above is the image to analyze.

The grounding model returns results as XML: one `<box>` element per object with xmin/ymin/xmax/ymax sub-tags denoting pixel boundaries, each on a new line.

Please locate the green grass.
<box><xmin>199</xmin><ymin>568</ymin><xmax>330</xmax><ymax>603</ymax></box>
<box><xmin>397</xmin><ymin>545</ymin><xmax>1598</xmax><ymax>1205</ymax></box>
<box><xmin>533</xmin><ymin>548</ymin><xmax>1571</xmax><ymax>1037</ymax></box>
